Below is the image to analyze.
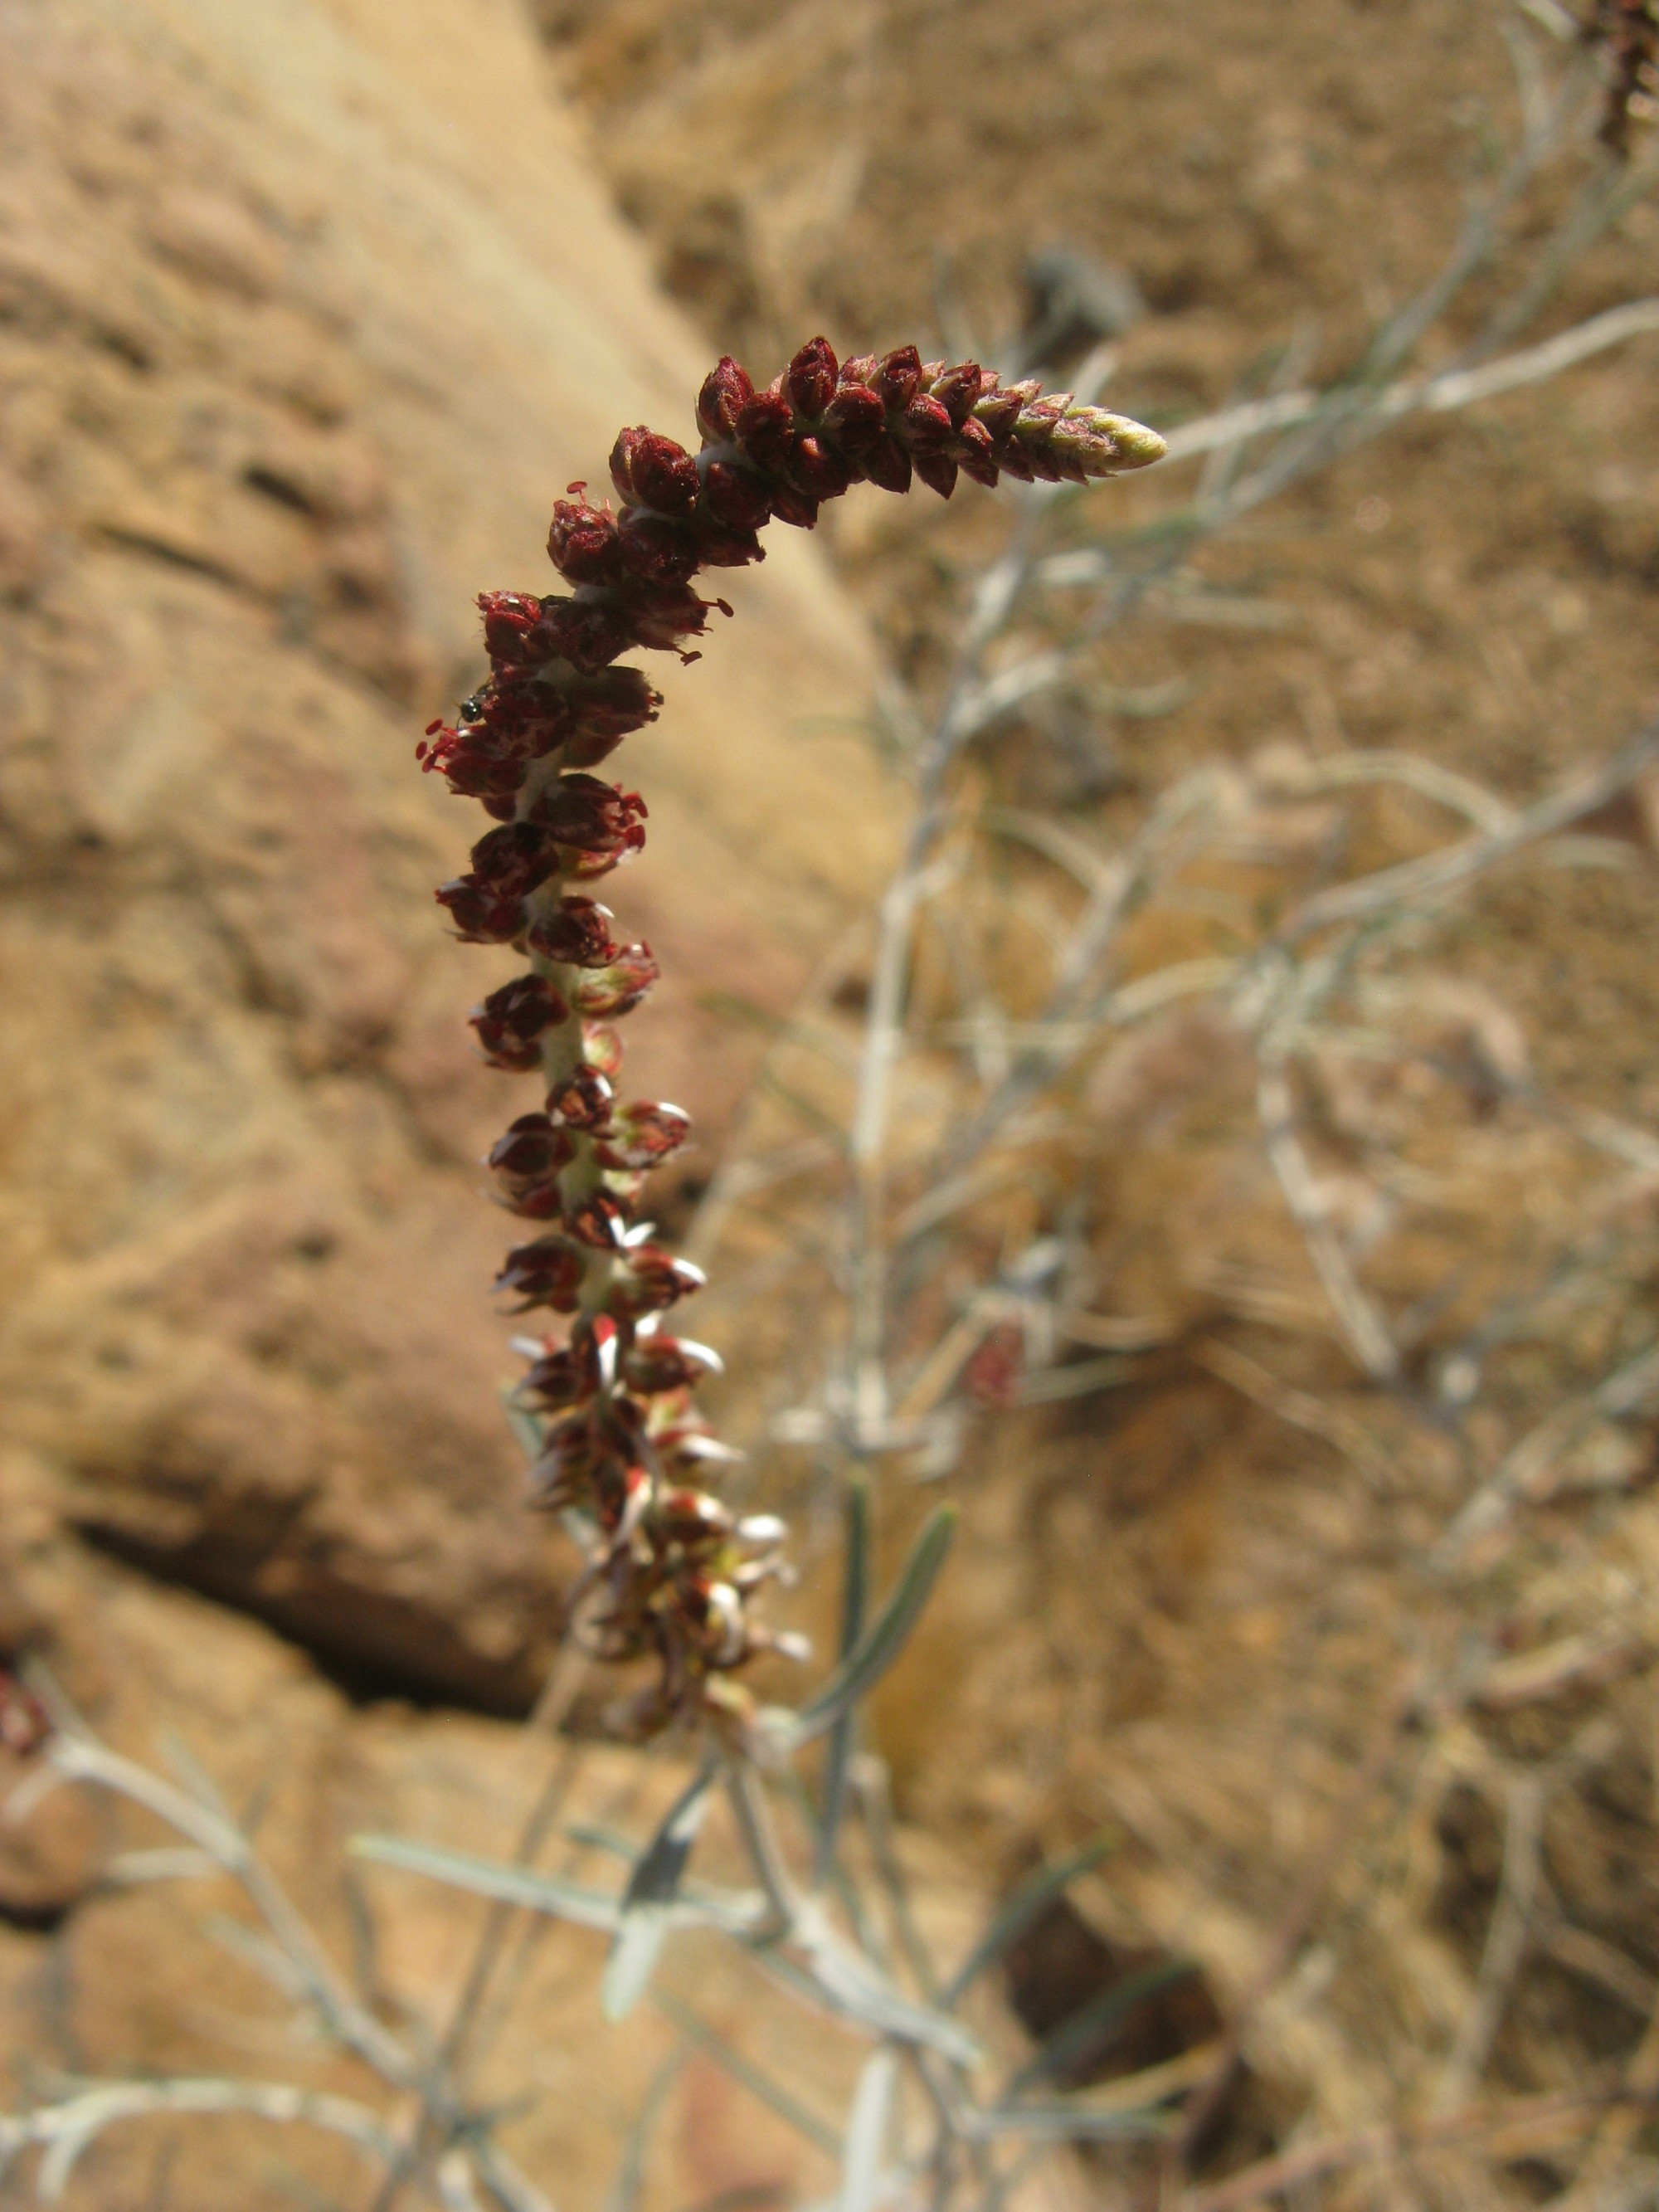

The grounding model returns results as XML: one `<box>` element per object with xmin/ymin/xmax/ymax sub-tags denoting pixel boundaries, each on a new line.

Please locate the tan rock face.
<box><xmin>0</xmin><ymin>0</ymin><xmax>893</xmax><ymax>1707</ymax></box>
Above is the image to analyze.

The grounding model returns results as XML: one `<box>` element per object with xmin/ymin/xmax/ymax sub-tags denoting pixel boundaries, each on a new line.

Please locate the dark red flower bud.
<box><xmin>533</xmin><ymin>775</ymin><xmax>648</xmax><ymax>866</ymax></box>
<box><xmin>534</xmin><ymin>597</ymin><xmax>634</xmax><ymax>675</ymax></box>
<box><xmin>951</xmin><ymin>415</ymin><xmax>1000</xmax><ymax>488</ymax></box>
<box><xmin>435</xmin><ymin>877</ymin><xmax>524</xmax><ymax>943</ymax></box>
<box><xmin>547</xmin><ymin>495</ymin><xmax>622</xmax><ymax>585</ymax></box>
<box><xmin>873</xmin><ymin>344</ymin><xmax>923</xmax><ymax>409</ymax></box>
<box><xmin>495</xmin><ymin>1231</ymin><xmax>586</xmax><ymax>1312</ymax></box>
<box><xmin>700</xmin><ymin>459</ymin><xmax>772</xmax><ymax>532</ymax></box>
<box><xmin>526</xmin><ymin>895</ymin><xmax>619</xmax><ymax>967</ymax></box>
<box><xmin>767</xmin><ymin>484</ymin><xmax>820</xmax><ymax>530</ymax></box>
<box><xmin>823</xmin><ymin>382</ymin><xmax>885</xmax><ymax>454</ymax></box>
<box><xmin>567</xmin><ymin>1191</ymin><xmax>630</xmax><ymax>1249</ymax></box>
<box><xmin>913</xmin><ymin>451</ymin><xmax>959</xmax><ymax>499</ymax></box>
<box><xmin>655</xmin><ymin>1487</ymin><xmax>735</xmax><ymax>1547</ymax></box>
<box><xmin>607</xmin><ymin>1245</ymin><xmax>705</xmax><ymax>1318</ymax></box>
<box><xmin>692</xmin><ymin>521</ymin><xmax>766</xmax><ymax>569</ymax></box>
<box><xmin>518</xmin><ymin>1339</ymin><xmax>596</xmax><ymax>1413</ymax></box>
<box><xmin>782</xmin><ymin>335</ymin><xmax>838</xmax><ymax>419</ymax></box>
<box><xmin>528</xmin><ymin>1406</ymin><xmax>604</xmax><ymax>1507</ymax></box>
<box><xmin>595</xmin><ymin>1100</ymin><xmax>691</xmax><ymax>1171</ymax></box>
<box><xmin>567</xmin><ymin>665</ymin><xmax>660</xmax><ymax>742</ymax></box>
<box><xmin>616</xmin><ymin>511</ymin><xmax>698</xmax><ymax>587</ymax></box>
<box><xmin>624</xmin><ymin>584</ymin><xmax>711</xmax><ymax>654</ymax></box>
<box><xmin>478</xmin><ymin>590</ymin><xmax>546</xmax><ymax>663</ymax></box>
<box><xmin>929</xmin><ymin>361</ymin><xmax>985</xmax><ymax>425</ymax></box>
<box><xmin>788</xmin><ymin>433</ymin><xmax>854</xmax><ymax>501</ymax></box>
<box><xmin>573</xmin><ymin>943</ymin><xmax>659</xmax><ymax>1017</ymax></box>
<box><xmin>696</xmin><ymin>356</ymin><xmax>757</xmax><ymax>441</ymax></box>
<box><xmin>971</xmin><ymin>385</ymin><xmax>1025</xmax><ymax>441</ymax></box>
<box><xmin>469</xmin><ymin>973</ymin><xmax>570</xmax><ymax>1069</ymax></box>
<box><xmin>620</xmin><ymin>1335</ymin><xmax>722</xmax><ymax>1395</ymax></box>
<box><xmin>547</xmin><ymin>1063</ymin><xmax>615</xmax><ymax>1130</ymax></box>
<box><xmin>610</xmin><ymin>427</ymin><xmax>699</xmax><ymax>515</ymax></box>
<box><xmin>902</xmin><ymin>392</ymin><xmax>955</xmax><ymax>452</ymax></box>
<box><xmin>734</xmin><ymin>390</ymin><xmax>795</xmax><ymax>470</ymax></box>
<box><xmin>861</xmin><ymin>434</ymin><xmax>913</xmax><ymax>495</ymax></box>
<box><xmin>487</xmin><ymin>1112</ymin><xmax>576</xmax><ymax>1212</ymax></box>
<box><xmin>468</xmin><ymin>820</ymin><xmax>557</xmax><ymax>899</ymax></box>
<box><xmin>839</xmin><ymin>353</ymin><xmax>878</xmax><ymax>387</ymax></box>
<box><xmin>421</xmin><ymin>727</ymin><xmax>528</xmax><ymax>800</ymax></box>
<box><xmin>477</xmin><ymin>680</ymin><xmax>573</xmax><ymax>759</ymax></box>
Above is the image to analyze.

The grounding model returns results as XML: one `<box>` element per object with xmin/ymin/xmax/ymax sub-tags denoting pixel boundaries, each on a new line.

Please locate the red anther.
<box><xmin>913</xmin><ymin>452</ymin><xmax>960</xmax><ymax>500</ymax></box>
<box><xmin>533</xmin><ymin>775</ymin><xmax>648</xmax><ymax>861</ymax></box>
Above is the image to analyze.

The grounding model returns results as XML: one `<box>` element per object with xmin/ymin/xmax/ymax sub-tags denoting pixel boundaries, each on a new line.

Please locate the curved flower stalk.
<box><xmin>420</xmin><ymin>337</ymin><xmax>1165</xmax><ymax>1740</ymax></box>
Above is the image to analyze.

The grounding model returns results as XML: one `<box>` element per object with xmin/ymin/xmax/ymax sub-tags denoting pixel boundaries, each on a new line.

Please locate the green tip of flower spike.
<box><xmin>1053</xmin><ymin>406</ymin><xmax>1168</xmax><ymax>475</ymax></box>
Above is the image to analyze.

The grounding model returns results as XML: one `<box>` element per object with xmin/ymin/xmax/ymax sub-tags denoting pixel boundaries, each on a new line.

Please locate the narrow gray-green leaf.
<box><xmin>624</xmin><ymin>1766</ymin><xmax>718</xmax><ymax>1910</ymax></box>
<box><xmin>351</xmin><ymin>1831</ymin><xmax>769</xmax><ymax>1939</ymax></box>
<box><xmin>841</xmin><ymin>2046</ymin><xmax>900</xmax><ymax>2212</ymax></box>
<box><xmin>943</xmin><ymin>1834</ymin><xmax>1117</xmax><ymax>2005</ymax></box>
<box><xmin>787</xmin><ymin>1507</ymin><xmax>956</xmax><ymax>1749</ymax></box>
<box><xmin>350</xmin><ymin>1834</ymin><xmax>624</xmax><ymax>1932</ymax></box>
<box><xmin>603</xmin><ymin>1766</ymin><xmax>717</xmax><ymax>2021</ymax></box>
<box><xmin>815</xmin><ymin>1475</ymin><xmax>872</xmax><ymax>1887</ymax></box>
<box><xmin>792</xmin><ymin>1911</ymin><xmax>981</xmax><ymax>2066</ymax></box>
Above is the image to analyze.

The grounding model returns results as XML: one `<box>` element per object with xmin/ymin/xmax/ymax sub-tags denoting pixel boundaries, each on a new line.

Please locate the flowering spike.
<box><xmin>424</xmin><ymin>334</ymin><xmax>1162</xmax><ymax>1736</ymax></box>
